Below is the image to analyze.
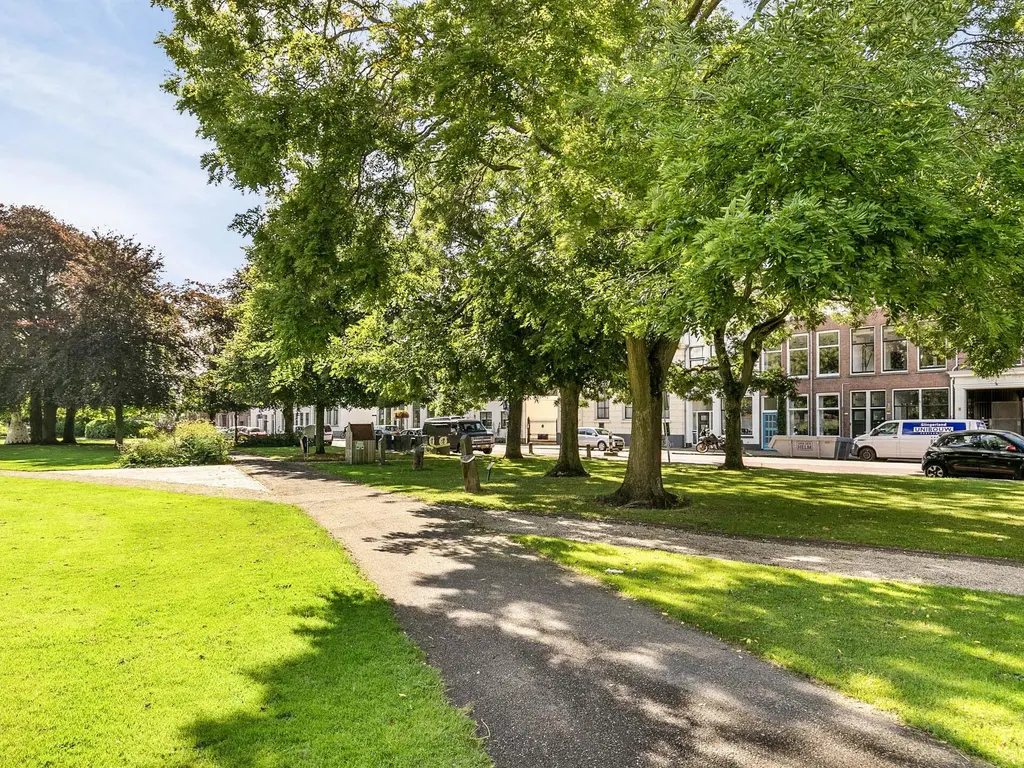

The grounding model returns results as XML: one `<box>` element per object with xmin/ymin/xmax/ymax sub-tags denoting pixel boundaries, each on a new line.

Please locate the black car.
<box><xmin>922</xmin><ymin>429</ymin><xmax>1024</xmax><ymax>479</ymax></box>
<box><xmin>423</xmin><ymin>417</ymin><xmax>495</xmax><ymax>454</ymax></box>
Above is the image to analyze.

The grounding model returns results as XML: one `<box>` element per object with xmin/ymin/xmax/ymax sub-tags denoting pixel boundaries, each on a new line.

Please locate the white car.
<box><xmin>577</xmin><ymin>427</ymin><xmax>625</xmax><ymax>451</ymax></box>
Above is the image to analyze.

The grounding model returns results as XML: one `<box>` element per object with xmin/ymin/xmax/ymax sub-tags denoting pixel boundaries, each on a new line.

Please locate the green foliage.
<box><xmin>84</xmin><ymin>419</ymin><xmax>148</xmax><ymax>440</ymax></box>
<box><xmin>0</xmin><ymin>478</ymin><xmax>490</xmax><ymax>767</ymax></box>
<box><xmin>118</xmin><ymin>420</ymin><xmax>229</xmax><ymax>468</ymax></box>
<box><xmin>238</xmin><ymin>432</ymin><xmax>300</xmax><ymax>448</ymax></box>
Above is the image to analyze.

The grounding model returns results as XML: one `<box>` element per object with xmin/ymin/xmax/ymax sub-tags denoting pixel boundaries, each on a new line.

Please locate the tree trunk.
<box><xmin>282</xmin><ymin>399</ymin><xmax>295</xmax><ymax>435</ymax></box>
<box><xmin>601</xmin><ymin>335</ymin><xmax>680</xmax><ymax>508</ymax></box>
<box><xmin>62</xmin><ymin>406</ymin><xmax>78</xmax><ymax>444</ymax></box>
<box><xmin>29</xmin><ymin>390</ymin><xmax>43</xmax><ymax>444</ymax></box>
<box><xmin>547</xmin><ymin>383</ymin><xmax>588</xmax><ymax>477</ymax></box>
<box><xmin>41</xmin><ymin>399</ymin><xmax>59</xmax><ymax>445</ymax></box>
<box><xmin>722</xmin><ymin>389</ymin><xmax>745</xmax><ymax>470</ymax></box>
<box><xmin>114</xmin><ymin>402</ymin><xmax>125</xmax><ymax>448</ymax></box>
<box><xmin>505</xmin><ymin>395</ymin><xmax>524</xmax><ymax>460</ymax></box>
<box><xmin>315</xmin><ymin>403</ymin><xmax>326</xmax><ymax>455</ymax></box>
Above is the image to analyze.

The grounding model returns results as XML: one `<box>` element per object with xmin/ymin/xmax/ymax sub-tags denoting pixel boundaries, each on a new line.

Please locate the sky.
<box><xmin>0</xmin><ymin>0</ymin><xmax>251</xmax><ymax>284</ymax></box>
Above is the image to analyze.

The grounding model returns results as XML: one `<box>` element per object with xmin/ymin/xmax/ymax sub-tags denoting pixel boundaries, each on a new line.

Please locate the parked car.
<box><xmin>423</xmin><ymin>417</ymin><xmax>495</xmax><ymax>453</ymax></box>
<box><xmin>300</xmin><ymin>424</ymin><xmax>334</xmax><ymax>446</ymax></box>
<box><xmin>577</xmin><ymin>427</ymin><xmax>625</xmax><ymax>451</ymax></box>
<box><xmin>853</xmin><ymin>420</ymin><xmax>986</xmax><ymax>461</ymax></box>
<box><xmin>922</xmin><ymin>429</ymin><xmax>1024</xmax><ymax>479</ymax></box>
<box><xmin>374</xmin><ymin>424</ymin><xmax>401</xmax><ymax>437</ymax></box>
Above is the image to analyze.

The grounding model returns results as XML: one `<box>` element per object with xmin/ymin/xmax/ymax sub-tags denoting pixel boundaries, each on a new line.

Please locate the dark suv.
<box><xmin>423</xmin><ymin>417</ymin><xmax>495</xmax><ymax>454</ymax></box>
<box><xmin>922</xmin><ymin>429</ymin><xmax>1024</xmax><ymax>479</ymax></box>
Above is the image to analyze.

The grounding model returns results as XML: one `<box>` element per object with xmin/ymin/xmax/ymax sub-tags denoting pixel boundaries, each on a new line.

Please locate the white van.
<box><xmin>853</xmin><ymin>420</ymin><xmax>986</xmax><ymax>461</ymax></box>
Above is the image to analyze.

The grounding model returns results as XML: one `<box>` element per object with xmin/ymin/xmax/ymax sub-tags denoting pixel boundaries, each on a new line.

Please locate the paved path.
<box><xmin>235</xmin><ymin>457</ymin><xmax>981</xmax><ymax>768</ymax></box>
<box><xmin>0</xmin><ymin>465</ymin><xmax>270</xmax><ymax>501</ymax></box>
<box><xmin>451</xmin><ymin>506</ymin><xmax>1024</xmax><ymax>596</ymax></box>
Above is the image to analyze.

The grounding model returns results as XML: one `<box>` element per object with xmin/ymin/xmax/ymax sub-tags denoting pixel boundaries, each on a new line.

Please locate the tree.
<box><xmin>64</xmin><ymin>233</ymin><xmax>187</xmax><ymax>446</ymax></box>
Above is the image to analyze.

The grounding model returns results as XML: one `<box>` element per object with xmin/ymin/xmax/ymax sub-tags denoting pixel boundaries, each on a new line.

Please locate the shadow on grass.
<box><xmin>182</xmin><ymin>588</ymin><xmax>486</xmax><ymax>768</ymax></box>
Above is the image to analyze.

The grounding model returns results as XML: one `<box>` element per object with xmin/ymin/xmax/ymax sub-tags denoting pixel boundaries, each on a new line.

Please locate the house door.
<box><xmin>762</xmin><ymin>411</ymin><xmax>778</xmax><ymax>450</ymax></box>
<box><xmin>692</xmin><ymin>411</ymin><xmax>712</xmax><ymax>444</ymax></box>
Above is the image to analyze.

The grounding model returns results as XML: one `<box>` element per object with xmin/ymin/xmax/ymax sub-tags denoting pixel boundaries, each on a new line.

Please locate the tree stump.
<box><xmin>413</xmin><ymin>444</ymin><xmax>425</xmax><ymax>470</ymax></box>
<box><xmin>461</xmin><ymin>455</ymin><xmax>481</xmax><ymax>492</ymax></box>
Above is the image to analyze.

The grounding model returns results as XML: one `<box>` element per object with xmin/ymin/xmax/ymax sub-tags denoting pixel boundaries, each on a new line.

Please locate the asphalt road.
<box><xmin>237</xmin><ymin>457</ymin><xmax>981</xmax><ymax>768</ymax></box>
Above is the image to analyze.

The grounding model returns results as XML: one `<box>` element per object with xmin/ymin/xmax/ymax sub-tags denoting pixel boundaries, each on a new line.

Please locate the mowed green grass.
<box><xmin>236</xmin><ymin>445</ymin><xmax>345</xmax><ymax>460</ymax></box>
<box><xmin>0</xmin><ymin>442</ymin><xmax>120</xmax><ymax>471</ymax></box>
<box><xmin>304</xmin><ymin>454</ymin><xmax>1024</xmax><ymax>560</ymax></box>
<box><xmin>0</xmin><ymin>477</ymin><xmax>489</xmax><ymax>768</ymax></box>
<box><xmin>520</xmin><ymin>536</ymin><xmax>1024</xmax><ymax>768</ymax></box>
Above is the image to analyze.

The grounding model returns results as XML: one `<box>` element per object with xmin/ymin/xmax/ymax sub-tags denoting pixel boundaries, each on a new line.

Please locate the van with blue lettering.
<box><xmin>853</xmin><ymin>420</ymin><xmax>986</xmax><ymax>461</ymax></box>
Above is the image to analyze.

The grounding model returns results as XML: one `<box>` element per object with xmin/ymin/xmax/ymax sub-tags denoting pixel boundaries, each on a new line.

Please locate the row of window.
<box><xmin>785</xmin><ymin>388</ymin><xmax>950</xmax><ymax>437</ymax></box>
<box><xmin>762</xmin><ymin>326</ymin><xmax>945</xmax><ymax>377</ymax></box>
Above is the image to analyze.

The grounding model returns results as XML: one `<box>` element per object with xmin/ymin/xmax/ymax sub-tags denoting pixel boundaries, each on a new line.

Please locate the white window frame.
<box><xmin>892</xmin><ymin>388</ymin><xmax>921</xmax><ymax>420</ymax></box>
<box><xmin>918</xmin><ymin>347</ymin><xmax>946</xmax><ymax>370</ymax></box>
<box><xmin>816</xmin><ymin>393</ymin><xmax>841</xmax><ymax>436</ymax></box>
<box><xmin>851</xmin><ymin>390</ymin><xmax>887</xmax><ymax>436</ymax></box>
<box><xmin>921</xmin><ymin>388</ymin><xmax>951</xmax><ymax>419</ymax></box>
<box><xmin>788</xmin><ymin>395</ymin><xmax>810</xmax><ymax>435</ymax></box>
<box><xmin>816</xmin><ymin>330</ymin><xmax>841</xmax><ymax>377</ymax></box>
<box><xmin>850</xmin><ymin>326</ymin><xmax>875</xmax><ymax>375</ymax></box>
<box><xmin>762</xmin><ymin>345</ymin><xmax>783</xmax><ymax>372</ymax></box>
<box><xmin>596</xmin><ymin>398</ymin><xmax>610</xmax><ymax>420</ymax></box>
<box><xmin>788</xmin><ymin>333</ymin><xmax>810</xmax><ymax>378</ymax></box>
<box><xmin>624</xmin><ymin>404</ymin><xmax>632</xmax><ymax>420</ymax></box>
<box><xmin>882</xmin><ymin>326</ymin><xmax>909</xmax><ymax>372</ymax></box>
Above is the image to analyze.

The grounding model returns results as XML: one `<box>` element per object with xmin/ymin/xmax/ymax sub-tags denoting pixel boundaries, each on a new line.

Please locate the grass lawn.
<box><xmin>520</xmin><ymin>536</ymin><xmax>1024</xmax><ymax>768</ymax></box>
<box><xmin>0</xmin><ymin>441</ymin><xmax>120</xmax><ymax>471</ymax></box>
<box><xmin>235</xmin><ymin>445</ymin><xmax>345</xmax><ymax>460</ymax></box>
<box><xmin>0</xmin><ymin>477</ymin><xmax>489</xmax><ymax>768</ymax></box>
<box><xmin>302</xmin><ymin>454</ymin><xmax>1024</xmax><ymax>561</ymax></box>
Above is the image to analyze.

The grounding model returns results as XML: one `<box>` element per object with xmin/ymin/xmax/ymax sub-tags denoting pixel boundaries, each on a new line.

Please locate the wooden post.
<box><xmin>528</xmin><ymin>442</ymin><xmax>534</xmax><ymax>455</ymax></box>
<box><xmin>586</xmin><ymin>444</ymin><xmax>592</xmax><ymax>459</ymax></box>
<box><xmin>460</xmin><ymin>435</ymin><xmax>474</xmax><ymax>457</ymax></box>
<box><xmin>413</xmin><ymin>444</ymin><xmax>425</xmax><ymax>470</ymax></box>
<box><xmin>461</xmin><ymin>455</ymin><xmax>481</xmax><ymax>492</ymax></box>
<box><xmin>378</xmin><ymin>437</ymin><xmax>387</xmax><ymax>465</ymax></box>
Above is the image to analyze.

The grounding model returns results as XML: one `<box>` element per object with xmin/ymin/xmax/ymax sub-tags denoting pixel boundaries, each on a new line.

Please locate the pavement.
<box><xmin>231</xmin><ymin>456</ymin><xmax>981</xmax><ymax>768</ymax></box>
<box><xmin>502</xmin><ymin>443</ymin><xmax>927</xmax><ymax>476</ymax></box>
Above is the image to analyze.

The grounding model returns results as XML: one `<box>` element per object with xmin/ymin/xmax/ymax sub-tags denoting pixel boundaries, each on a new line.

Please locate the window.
<box><xmin>596</xmin><ymin>398</ymin><xmax>610</xmax><ymax>420</ymax></box>
<box><xmin>817</xmin><ymin>394</ymin><xmax>841</xmax><ymax>435</ymax></box>
<box><xmin>789</xmin><ymin>395</ymin><xmax>809</xmax><ymax>435</ymax></box>
<box><xmin>893</xmin><ymin>389</ymin><xmax>920</xmax><ymax>420</ymax></box>
<box><xmin>788</xmin><ymin>334</ymin><xmax>809</xmax><ymax>376</ymax></box>
<box><xmin>851</xmin><ymin>391</ymin><xmax>887</xmax><ymax>436</ymax></box>
<box><xmin>921</xmin><ymin>388</ymin><xmax>950</xmax><ymax>419</ymax></box>
<box><xmin>624</xmin><ymin>404</ymin><xmax>632</xmax><ymax>420</ymax></box>
<box><xmin>741</xmin><ymin>397</ymin><xmax>753</xmax><ymax>437</ymax></box>
<box><xmin>817</xmin><ymin>331</ymin><xmax>840</xmax><ymax>376</ymax></box>
<box><xmin>977</xmin><ymin>433</ymin><xmax>1013</xmax><ymax>452</ymax></box>
<box><xmin>919</xmin><ymin>348</ymin><xmax>946</xmax><ymax>370</ymax></box>
<box><xmin>762</xmin><ymin>346</ymin><xmax>782</xmax><ymax>371</ymax></box>
<box><xmin>851</xmin><ymin>327</ymin><xmax>875</xmax><ymax>374</ymax></box>
<box><xmin>763</xmin><ymin>396</ymin><xmax>779</xmax><ymax>412</ymax></box>
<box><xmin>413</xmin><ymin>405</ymin><xmax>422</xmax><ymax>428</ymax></box>
<box><xmin>874</xmin><ymin>421</ymin><xmax>899</xmax><ymax>436</ymax></box>
<box><xmin>480</xmin><ymin>411</ymin><xmax>493</xmax><ymax>428</ymax></box>
<box><xmin>663</xmin><ymin>392</ymin><xmax>671</xmax><ymax>419</ymax></box>
<box><xmin>883</xmin><ymin>327</ymin><xmax>908</xmax><ymax>372</ymax></box>
<box><xmin>688</xmin><ymin>344</ymin><xmax>709</xmax><ymax>367</ymax></box>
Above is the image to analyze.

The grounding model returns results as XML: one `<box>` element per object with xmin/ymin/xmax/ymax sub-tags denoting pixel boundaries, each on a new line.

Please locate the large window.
<box><xmin>851</xmin><ymin>327</ymin><xmax>875</xmax><ymax>374</ymax></box>
<box><xmin>624</xmin><ymin>404</ymin><xmax>633</xmax><ymax>420</ymax></box>
<box><xmin>789</xmin><ymin>395</ymin><xmax>809</xmax><ymax>435</ymax></box>
<box><xmin>480</xmin><ymin>411</ymin><xmax>493</xmax><ymax>429</ymax></box>
<box><xmin>817</xmin><ymin>394</ymin><xmax>841</xmax><ymax>435</ymax></box>
<box><xmin>918</xmin><ymin>348</ymin><xmax>946</xmax><ymax>370</ymax></box>
<box><xmin>817</xmin><ymin>331</ymin><xmax>840</xmax><ymax>376</ymax></box>
<box><xmin>663</xmin><ymin>393</ymin><xmax>671</xmax><ymax>419</ymax></box>
<box><xmin>893</xmin><ymin>389</ymin><xmax>920</xmax><ymax>420</ymax></box>
<box><xmin>883</xmin><ymin>326</ymin><xmax>908</xmax><ymax>372</ymax></box>
<box><xmin>596</xmin><ymin>398</ymin><xmax>610</xmax><ymax>420</ymax></box>
<box><xmin>922</xmin><ymin>388</ymin><xmax>950</xmax><ymax>419</ymax></box>
<box><xmin>762</xmin><ymin>345</ymin><xmax>782</xmax><ymax>371</ymax></box>
<box><xmin>741</xmin><ymin>397</ymin><xmax>753</xmax><ymax>437</ymax></box>
<box><xmin>688</xmin><ymin>344</ymin><xmax>710</xmax><ymax>367</ymax></box>
<box><xmin>788</xmin><ymin>334</ymin><xmax>809</xmax><ymax>377</ymax></box>
<box><xmin>413</xmin><ymin>405</ymin><xmax>421</xmax><ymax>428</ymax></box>
<box><xmin>499</xmin><ymin>410</ymin><xmax>507</xmax><ymax>430</ymax></box>
<box><xmin>851</xmin><ymin>391</ymin><xmax>887</xmax><ymax>436</ymax></box>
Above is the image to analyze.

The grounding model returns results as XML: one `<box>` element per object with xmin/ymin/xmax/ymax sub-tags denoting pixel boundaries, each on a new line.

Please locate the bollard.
<box><xmin>586</xmin><ymin>444</ymin><xmax>592</xmax><ymax>459</ymax></box>
<box><xmin>461</xmin><ymin>453</ymin><xmax>481</xmax><ymax>492</ymax></box>
<box><xmin>413</xmin><ymin>444</ymin><xmax>425</xmax><ymax>470</ymax></box>
<box><xmin>528</xmin><ymin>442</ymin><xmax>534</xmax><ymax>455</ymax></box>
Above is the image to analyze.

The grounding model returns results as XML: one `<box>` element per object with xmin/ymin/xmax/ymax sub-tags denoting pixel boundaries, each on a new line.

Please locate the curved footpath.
<box><xmin>231</xmin><ymin>456</ymin><xmax>986</xmax><ymax>768</ymax></box>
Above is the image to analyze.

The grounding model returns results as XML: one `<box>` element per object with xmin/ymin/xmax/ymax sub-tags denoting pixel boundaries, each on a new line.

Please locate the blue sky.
<box><xmin>0</xmin><ymin>0</ymin><xmax>251</xmax><ymax>284</ymax></box>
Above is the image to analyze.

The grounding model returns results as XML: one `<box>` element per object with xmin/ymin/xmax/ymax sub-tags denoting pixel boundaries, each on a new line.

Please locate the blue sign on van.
<box><xmin>901</xmin><ymin>421</ymin><xmax>966</xmax><ymax>436</ymax></box>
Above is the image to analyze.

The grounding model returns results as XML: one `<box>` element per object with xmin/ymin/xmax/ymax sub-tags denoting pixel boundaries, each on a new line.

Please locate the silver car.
<box><xmin>577</xmin><ymin>427</ymin><xmax>625</xmax><ymax>451</ymax></box>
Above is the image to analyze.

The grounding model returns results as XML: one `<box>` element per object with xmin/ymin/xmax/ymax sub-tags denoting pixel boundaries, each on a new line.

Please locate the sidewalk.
<box><xmin>235</xmin><ymin>456</ymin><xmax>980</xmax><ymax>768</ymax></box>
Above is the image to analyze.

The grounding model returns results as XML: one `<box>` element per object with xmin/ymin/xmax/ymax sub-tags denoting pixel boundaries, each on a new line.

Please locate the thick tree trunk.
<box><xmin>114</xmin><ymin>403</ymin><xmax>125</xmax><ymax>448</ymax></box>
<box><xmin>601</xmin><ymin>335</ymin><xmax>680</xmax><ymax>508</ymax></box>
<box><xmin>315</xmin><ymin>403</ymin><xmax>326</xmax><ymax>454</ymax></box>
<box><xmin>722</xmin><ymin>389</ymin><xmax>745</xmax><ymax>470</ymax></box>
<box><xmin>62</xmin><ymin>406</ymin><xmax>78</xmax><ymax>444</ymax></box>
<box><xmin>547</xmin><ymin>384</ymin><xmax>588</xmax><ymax>477</ymax></box>
<box><xmin>29</xmin><ymin>390</ymin><xmax>43</xmax><ymax>444</ymax></box>
<box><xmin>505</xmin><ymin>395</ymin><xmax>524</xmax><ymax>460</ymax></box>
<box><xmin>282</xmin><ymin>399</ymin><xmax>295</xmax><ymax>435</ymax></box>
<box><xmin>41</xmin><ymin>400</ymin><xmax>59</xmax><ymax>445</ymax></box>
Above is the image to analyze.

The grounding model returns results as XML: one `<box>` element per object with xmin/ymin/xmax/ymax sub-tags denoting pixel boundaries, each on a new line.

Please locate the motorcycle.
<box><xmin>695</xmin><ymin>430</ymin><xmax>725</xmax><ymax>454</ymax></box>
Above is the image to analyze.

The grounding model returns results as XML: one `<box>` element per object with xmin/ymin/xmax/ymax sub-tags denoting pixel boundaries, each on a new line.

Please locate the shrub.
<box><xmin>237</xmin><ymin>432</ymin><xmax>299</xmax><ymax>448</ymax></box>
<box><xmin>119</xmin><ymin>421</ymin><xmax>229</xmax><ymax>468</ymax></box>
<box><xmin>85</xmin><ymin>419</ymin><xmax>149</xmax><ymax>440</ymax></box>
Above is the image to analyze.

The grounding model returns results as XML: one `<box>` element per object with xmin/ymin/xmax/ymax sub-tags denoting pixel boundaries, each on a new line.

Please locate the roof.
<box><xmin>346</xmin><ymin>423</ymin><xmax>375</xmax><ymax>441</ymax></box>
